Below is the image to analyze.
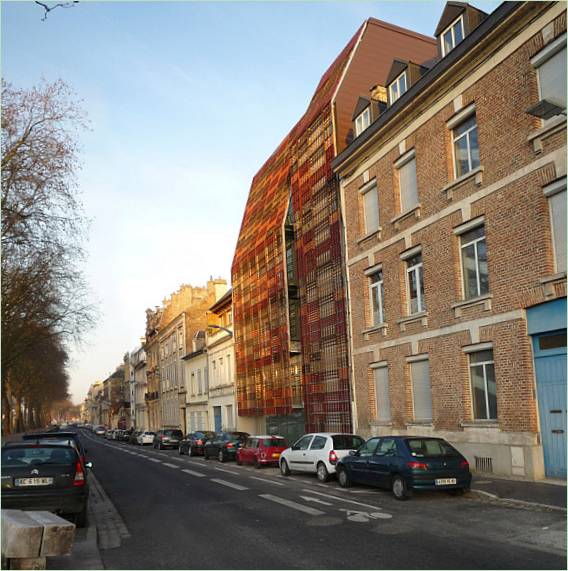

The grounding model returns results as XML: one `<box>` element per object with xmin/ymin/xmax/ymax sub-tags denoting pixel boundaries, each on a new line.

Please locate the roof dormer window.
<box><xmin>355</xmin><ymin>107</ymin><xmax>371</xmax><ymax>137</ymax></box>
<box><xmin>389</xmin><ymin>71</ymin><xmax>407</xmax><ymax>105</ymax></box>
<box><xmin>441</xmin><ymin>15</ymin><xmax>464</xmax><ymax>56</ymax></box>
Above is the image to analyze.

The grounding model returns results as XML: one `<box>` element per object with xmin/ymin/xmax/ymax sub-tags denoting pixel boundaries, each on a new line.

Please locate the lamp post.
<box><xmin>207</xmin><ymin>324</ymin><xmax>233</xmax><ymax>337</ymax></box>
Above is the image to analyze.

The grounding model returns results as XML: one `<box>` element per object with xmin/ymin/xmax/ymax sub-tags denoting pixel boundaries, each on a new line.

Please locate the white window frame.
<box><xmin>369</xmin><ymin>269</ymin><xmax>385</xmax><ymax>326</ymax></box>
<box><xmin>408</xmin><ymin>356</ymin><xmax>432</xmax><ymax>422</ymax></box>
<box><xmin>544</xmin><ymin>177</ymin><xmax>567</xmax><ymax>274</ymax></box>
<box><xmin>441</xmin><ymin>14</ymin><xmax>465</xmax><ymax>57</ymax></box>
<box><xmin>360</xmin><ymin>180</ymin><xmax>379</xmax><ymax>235</ymax></box>
<box><xmin>531</xmin><ymin>33</ymin><xmax>567</xmax><ymax>111</ymax></box>
<box><xmin>355</xmin><ymin>107</ymin><xmax>371</xmax><ymax>137</ymax></box>
<box><xmin>371</xmin><ymin>363</ymin><xmax>391</xmax><ymax>422</ymax></box>
<box><xmin>468</xmin><ymin>349</ymin><xmax>497</xmax><ymax>421</ymax></box>
<box><xmin>451</xmin><ymin>113</ymin><xmax>479</xmax><ymax>179</ymax></box>
<box><xmin>389</xmin><ymin>70</ymin><xmax>407</xmax><ymax>104</ymax></box>
<box><xmin>456</xmin><ymin>220</ymin><xmax>488</xmax><ymax>299</ymax></box>
<box><xmin>405</xmin><ymin>252</ymin><xmax>425</xmax><ymax>315</ymax></box>
<box><xmin>395</xmin><ymin>149</ymin><xmax>418</xmax><ymax>213</ymax></box>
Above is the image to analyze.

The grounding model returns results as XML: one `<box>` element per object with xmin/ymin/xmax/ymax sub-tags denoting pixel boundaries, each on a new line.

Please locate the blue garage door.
<box><xmin>533</xmin><ymin>331</ymin><xmax>567</xmax><ymax>479</ymax></box>
<box><xmin>213</xmin><ymin>406</ymin><xmax>222</xmax><ymax>432</ymax></box>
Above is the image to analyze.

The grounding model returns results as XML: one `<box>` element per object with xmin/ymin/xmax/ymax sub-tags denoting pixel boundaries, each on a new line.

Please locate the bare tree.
<box><xmin>34</xmin><ymin>1</ymin><xmax>78</xmax><ymax>21</ymax></box>
<box><xmin>1</xmin><ymin>79</ymin><xmax>96</xmax><ymax>433</ymax></box>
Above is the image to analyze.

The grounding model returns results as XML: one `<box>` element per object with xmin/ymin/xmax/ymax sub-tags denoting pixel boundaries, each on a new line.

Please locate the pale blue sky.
<box><xmin>2</xmin><ymin>0</ymin><xmax>500</xmax><ymax>403</ymax></box>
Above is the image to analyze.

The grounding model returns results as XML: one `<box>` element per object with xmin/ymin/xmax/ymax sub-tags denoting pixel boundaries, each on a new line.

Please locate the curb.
<box><xmin>470</xmin><ymin>488</ymin><xmax>567</xmax><ymax>513</ymax></box>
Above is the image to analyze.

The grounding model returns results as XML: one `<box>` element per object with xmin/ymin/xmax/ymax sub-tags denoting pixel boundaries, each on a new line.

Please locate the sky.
<box><xmin>2</xmin><ymin>0</ymin><xmax>500</xmax><ymax>404</ymax></box>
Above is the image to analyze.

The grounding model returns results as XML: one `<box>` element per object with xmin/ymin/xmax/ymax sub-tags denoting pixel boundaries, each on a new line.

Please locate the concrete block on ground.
<box><xmin>27</xmin><ymin>512</ymin><xmax>75</xmax><ymax>557</ymax></box>
<box><xmin>1</xmin><ymin>511</ymin><xmax>43</xmax><ymax>558</ymax></box>
<box><xmin>8</xmin><ymin>557</ymin><xmax>47</xmax><ymax>570</ymax></box>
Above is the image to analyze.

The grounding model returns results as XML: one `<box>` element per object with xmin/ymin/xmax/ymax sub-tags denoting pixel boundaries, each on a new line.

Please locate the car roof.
<box><xmin>250</xmin><ymin>435</ymin><xmax>286</xmax><ymax>439</ymax></box>
<box><xmin>23</xmin><ymin>431</ymin><xmax>79</xmax><ymax>439</ymax></box>
<box><xmin>3</xmin><ymin>440</ymin><xmax>76</xmax><ymax>449</ymax></box>
<box><xmin>303</xmin><ymin>433</ymin><xmax>361</xmax><ymax>437</ymax></box>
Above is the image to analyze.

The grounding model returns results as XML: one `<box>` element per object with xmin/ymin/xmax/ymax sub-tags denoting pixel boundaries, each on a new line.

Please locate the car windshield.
<box><xmin>145</xmin><ymin>432</ymin><xmax>155</xmax><ymax>436</ymax></box>
<box><xmin>262</xmin><ymin>438</ymin><xmax>287</xmax><ymax>447</ymax></box>
<box><xmin>165</xmin><ymin>430</ymin><xmax>182</xmax><ymax>437</ymax></box>
<box><xmin>332</xmin><ymin>435</ymin><xmax>365</xmax><ymax>450</ymax></box>
<box><xmin>2</xmin><ymin>447</ymin><xmax>75</xmax><ymax>466</ymax></box>
<box><xmin>405</xmin><ymin>438</ymin><xmax>459</xmax><ymax>457</ymax></box>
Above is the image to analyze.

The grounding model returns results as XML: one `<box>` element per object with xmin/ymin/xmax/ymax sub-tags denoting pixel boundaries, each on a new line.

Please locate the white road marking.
<box><xmin>211</xmin><ymin>479</ymin><xmax>248</xmax><ymax>491</ymax></box>
<box><xmin>182</xmin><ymin>469</ymin><xmax>206</xmax><ymax>478</ymax></box>
<box><xmin>259</xmin><ymin>494</ymin><xmax>325</xmax><ymax>516</ymax></box>
<box><xmin>249</xmin><ymin>476</ymin><xmax>284</xmax><ymax>486</ymax></box>
<box><xmin>148</xmin><ymin>458</ymin><xmax>161</xmax><ymax>463</ymax></box>
<box><xmin>215</xmin><ymin>467</ymin><xmax>239</xmax><ymax>475</ymax></box>
<box><xmin>301</xmin><ymin>489</ymin><xmax>384</xmax><ymax>511</ymax></box>
<box><xmin>300</xmin><ymin>495</ymin><xmax>332</xmax><ymax>506</ymax></box>
<box><xmin>340</xmin><ymin>508</ymin><xmax>392</xmax><ymax>521</ymax></box>
<box><xmin>163</xmin><ymin>463</ymin><xmax>178</xmax><ymax>468</ymax></box>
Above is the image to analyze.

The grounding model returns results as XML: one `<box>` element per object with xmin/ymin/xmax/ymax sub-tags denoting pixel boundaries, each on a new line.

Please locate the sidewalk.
<box><xmin>48</xmin><ymin>522</ymin><xmax>104</xmax><ymax>570</ymax></box>
<box><xmin>471</xmin><ymin>474</ymin><xmax>567</xmax><ymax>511</ymax></box>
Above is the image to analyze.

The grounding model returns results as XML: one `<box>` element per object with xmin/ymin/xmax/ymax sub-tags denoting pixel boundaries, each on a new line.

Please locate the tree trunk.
<box><xmin>14</xmin><ymin>395</ymin><xmax>24</xmax><ymax>433</ymax></box>
<box><xmin>1</xmin><ymin>375</ymin><xmax>12</xmax><ymax>435</ymax></box>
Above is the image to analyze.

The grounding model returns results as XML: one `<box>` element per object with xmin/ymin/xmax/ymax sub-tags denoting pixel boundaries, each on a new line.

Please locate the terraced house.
<box><xmin>334</xmin><ymin>1</ymin><xmax>566</xmax><ymax>480</ymax></box>
<box><xmin>232</xmin><ymin>16</ymin><xmax>437</xmax><ymax>442</ymax></box>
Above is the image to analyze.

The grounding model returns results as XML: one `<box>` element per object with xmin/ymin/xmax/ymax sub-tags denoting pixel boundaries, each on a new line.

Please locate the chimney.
<box><xmin>207</xmin><ymin>277</ymin><xmax>228</xmax><ymax>304</ymax></box>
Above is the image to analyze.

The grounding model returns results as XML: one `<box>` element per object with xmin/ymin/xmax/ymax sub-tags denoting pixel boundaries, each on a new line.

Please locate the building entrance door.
<box><xmin>213</xmin><ymin>406</ymin><xmax>222</xmax><ymax>432</ymax></box>
<box><xmin>533</xmin><ymin>331</ymin><xmax>566</xmax><ymax>479</ymax></box>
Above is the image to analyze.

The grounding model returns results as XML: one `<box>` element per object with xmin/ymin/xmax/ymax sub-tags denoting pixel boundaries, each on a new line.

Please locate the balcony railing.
<box><xmin>144</xmin><ymin>391</ymin><xmax>159</xmax><ymax>402</ymax></box>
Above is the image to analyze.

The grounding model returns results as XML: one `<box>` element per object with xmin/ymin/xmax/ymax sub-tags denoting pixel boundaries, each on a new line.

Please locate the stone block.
<box><xmin>27</xmin><ymin>511</ymin><xmax>75</xmax><ymax>557</ymax></box>
<box><xmin>1</xmin><ymin>511</ymin><xmax>43</xmax><ymax>559</ymax></box>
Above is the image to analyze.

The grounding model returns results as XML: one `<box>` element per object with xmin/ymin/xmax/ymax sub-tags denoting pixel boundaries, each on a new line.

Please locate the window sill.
<box><xmin>390</xmin><ymin>204</ymin><xmax>421</xmax><ymax>230</ymax></box>
<box><xmin>406</xmin><ymin>421</ymin><xmax>433</xmax><ymax>428</ymax></box>
<box><xmin>461</xmin><ymin>421</ymin><xmax>499</xmax><ymax>429</ymax></box>
<box><xmin>442</xmin><ymin>166</ymin><xmax>484</xmax><ymax>200</ymax></box>
<box><xmin>539</xmin><ymin>271</ymin><xmax>566</xmax><ymax>300</ymax></box>
<box><xmin>356</xmin><ymin>227</ymin><xmax>382</xmax><ymax>245</ymax></box>
<box><xmin>527</xmin><ymin>115</ymin><xmax>566</xmax><ymax>153</ymax></box>
<box><xmin>397</xmin><ymin>311</ymin><xmax>428</xmax><ymax>332</ymax></box>
<box><xmin>370</xmin><ymin>420</ymin><xmax>393</xmax><ymax>427</ymax></box>
<box><xmin>451</xmin><ymin>293</ymin><xmax>492</xmax><ymax>317</ymax></box>
<box><xmin>362</xmin><ymin>323</ymin><xmax>388</xmax><ymax>338</ymax></box>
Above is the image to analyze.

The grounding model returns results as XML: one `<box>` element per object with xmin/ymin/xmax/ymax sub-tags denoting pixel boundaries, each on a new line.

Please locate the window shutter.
<box><xmin>399</xmin><ymin>158</ymin><xmax>418</xmax><ymax>212</ymax></box>
<box><xmin>374</xmin><ymin>367</ymin><xmax>391</xmax><ymax>421</ymax></box>
<box><xmin>411</xmin><ymin>360</ymin><xmax>432</xmax><ymax>421</ymax></box>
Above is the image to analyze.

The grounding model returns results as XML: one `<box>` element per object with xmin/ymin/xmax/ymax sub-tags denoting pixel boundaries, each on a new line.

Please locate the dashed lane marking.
<box><xmin>163</xmin><ymin>463</ymin><xmax>179</xmax><ymax>468</ymax></box>
<box><xmin>301</xmin><ymin>489</ymin><xmax>384</xmax><ymax>511</ymax></box>
<box><xmin>214</xmin><ymin>467</ymin><xmax>239</xmax><ymax>475</ymax></box>
<box><xmin>259</xmin><ymin>494</ymin><xmax>325</xmax><ymax>516</ymax></box>
<box><xmin>210</xmin><ymin>479</ymin><xmax>248</xmax><ymax>491</ymax></box>
<box><xmin>148</xmin><ymin>458</ymin><xmax>161</xmax><ymax>463</ymax></box>
<box><xmin>182</xmin><ymin>469</ymin><xmax>206</xmax><ymax>478</ymax></box>
<box><xmin>249</xmin><ymin>476</ymin><xmax>284</xmax><ymax>486</ymax></box>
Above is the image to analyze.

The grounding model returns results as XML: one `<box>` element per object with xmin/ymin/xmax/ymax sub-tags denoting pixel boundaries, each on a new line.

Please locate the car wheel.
<box><xmin>337</xmin><ymin>467</ymin><xmax>351</xmax><ymax>488</ymax></box>
<box><xmin>178</xmin><ymin>446</ymin><xmax>183</xmax><ymax>455</ymax></box>
<box><xmin>392</xmin><ymin>475</ymin><xmax>411</xmax><ymax>501</ymax></box>
<box><xmin>448</xmin><ymin>488</ymin><xmax>467</xmax><ymax>496</ymax></box>
<box><xmin>236</xmin><ymin>455</ymin><xmax>242</xmax><ymax>466</ymax></box>
<box><xmin>316</xmin><ymin>462</ymin><xmax>329</xmax><ymax>482</ymax></box>
<box><xmin>204</xmin><ymin>450</ymin><xmax>209</xmax><ymax>460</ymax></box>
<box><xmin>188</xmin><ymin>447</ymin><xmax>194</xmax><ymax>457</ymax></box>
<box><xmin>74</xmin><ymin>505</ymin><xmax>88</xmax><ymax>528</ymax></box>
<box><xmin>280</xmin><ymin>459</ymin><xmax>290</xmax><ymax>476</ymax></box>
<box><xmin>254</xmin><ymin>457</ymin><xmax>262</xmax><ymax>469</ymax></box>
<box><xmin>218</xmin><ymin>450</ymin><xmax>226</xmax><ymax>463</ymax></box>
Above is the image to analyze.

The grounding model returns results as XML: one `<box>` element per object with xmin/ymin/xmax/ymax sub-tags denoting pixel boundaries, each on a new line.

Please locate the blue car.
<box><xmin>336</xmin><ymin>436</ymin><xmax>471</xmax><ymax>500</ymax></box>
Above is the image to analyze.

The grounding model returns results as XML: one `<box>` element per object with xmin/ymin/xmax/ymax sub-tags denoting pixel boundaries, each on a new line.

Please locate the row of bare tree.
<box><xmin>1</xmin><ymin>79</ymin><xmax>97</xmax><ymax>433</ymax></box>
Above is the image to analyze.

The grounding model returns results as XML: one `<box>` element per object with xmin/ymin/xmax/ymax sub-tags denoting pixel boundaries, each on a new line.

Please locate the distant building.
<box><xmin>182</xmin><ymin>330</ymin><xmax>208</xmax><ymax>433</ymax></box>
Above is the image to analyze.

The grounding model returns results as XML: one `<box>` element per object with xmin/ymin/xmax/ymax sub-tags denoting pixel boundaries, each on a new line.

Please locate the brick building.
<box><xmin>333</xmin><ymin>1</ymin><xmax>566</xmax><ymax>480</ymax></box>
<box><xmin>232</xmin><ymin>18</ymin><xmax>437</xmax><ymax>442</ymax></box>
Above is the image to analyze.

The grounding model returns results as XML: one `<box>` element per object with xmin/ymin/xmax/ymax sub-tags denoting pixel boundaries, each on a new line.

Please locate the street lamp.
<box><xmin>207</xmin><ymin>324</ymin><xmax>233</xmax><ymax>337</ymax></box>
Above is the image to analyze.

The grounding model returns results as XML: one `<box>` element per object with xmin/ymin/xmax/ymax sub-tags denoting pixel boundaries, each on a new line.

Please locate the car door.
<box><xmin>287</xmin><ymin>435</ymin><xmax>314</xmax><ymax>472</ymax></box>
<box><xmin>348</xmin><ymin>437</ymin><xmax>380</xmax><ymax>484</ymax></box>
<box><xmin>368</xmin><ymin>438</ymin><xmax>398</xmax><ymax>488</ymax></box>
<box><xmin>304</xmin><ymin>435</ymin><xmax>327</xmax><ymax>474</ymax></box>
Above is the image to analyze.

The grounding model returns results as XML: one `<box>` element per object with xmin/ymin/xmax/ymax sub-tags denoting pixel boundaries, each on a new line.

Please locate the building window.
<box><xmin>362</xmin><ymin>182</ymin><xmax>380</xmax><ymax>234</ymax></box>
<box><xmin>410</xmin><ymin>358</ymin><xmax>432</xmax><ymax>422</ymax></box>
<box><xmin>441</xmin><ymin>15</ymin><xmax>464</xmax><ymax>56</ymax></box>
<box><xmin>373</xmin><ymin>366</ymin><xmax>391</xmax><ymax>421</ymax></box>
<box><xmin>355</xmin><ymin>107</ymin><xmax>371</xmax><ymax>137</ymax></box>
<box><xmin>197</xmin><ymin>369</ymin><xmax>203</xmax><ymax>395</ymax></box>
<box><xmin>460</xmin><ymin>225</ymin><xmax>489</xmax><ymax>299</ymax></box>
<box><xmin>191</xmin><ymin>372</ymin><xmax>196</xmax><ymax>396</ymax></box>
<box><xmin>406</xmin><ymin>253</ymin><xmax>425</xmax><ymax>314</ymax></box>
<box><xmin>226</xmin><ymin>405</ymin><xmax>234</xmax><ymax>429</ymax></box>
<box><xmin>469</xmin><ymin>349</ymin><xmax>497</xmax><ymax>420</ymax></box>
<box><xmin>534</xmin><ymin>39</ymin><xmax>567</xmax><ymax>110</ymax></box>
<box><xmin>389</xmin><ymin>71</ymin><xmax>407</xmax><ymax>104</ymax></box>
<box><xmin>398</xmin><ymin>155</ymin><xmax>418</xmax><ymax>213</ymax></box>
<box><xmin>369</xmin><ymin>270</ymin><xmax>385</xmax><ymax>326</ymax></box>
<box><xmin>545</xmin><ymin>180</ymin><xmax>567</xmax><ymax>273</ymax></box>
<box><xmin>452</xmin><ymin>115</ymin><xmax>479</xmax><ymax>178</ymax></box>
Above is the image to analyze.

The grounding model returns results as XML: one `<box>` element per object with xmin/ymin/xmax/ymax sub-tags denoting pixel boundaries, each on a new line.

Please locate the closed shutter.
<box><xmin>411</xmin><ymin>359</ymin><xmax>432</xmax><ymax>421</ymax></box>
<box><xmin>373</xmin><ymin>367</ymin><xmax>391</xmax><ymax>421</ymax></box>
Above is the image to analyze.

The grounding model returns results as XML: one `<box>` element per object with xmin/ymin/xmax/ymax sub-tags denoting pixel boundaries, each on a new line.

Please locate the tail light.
<box><xmin>226</xmin><ymin>442</ymin><xmax>234</xmax><ymax>448</ymax></box>
<box><xmin>197</xmin><ymin>439</ymin><xmax>203</xmax><ymax>445</ymax></box>
<box><xmin>407</xmin><ymin>461</ymin><xmax>428</xmax><ymax>470</ymax></box>
<box><xmin>73</xmin><ymin>461</ymin><xmax>86</xmax><ymax>487</ymax></box>
<box><xmin>329</xmin><ymin>450</ymin><xmax>338</xmax><ymax>465</ymax></box>
<box><xmin>459</xmin><ymin>459</ymin><xmax>469</xmax><ymax>470</ymax></box>
<box><xmin>260</xmin><ymin>452</ymin><xmax>266</xmax><ymax>459</ymax></box>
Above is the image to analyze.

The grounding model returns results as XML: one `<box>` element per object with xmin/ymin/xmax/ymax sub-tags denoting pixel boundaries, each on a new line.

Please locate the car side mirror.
<box><xmin>349</xmin><ymin>450</ymin><xmax>357</xmax><ymax>456</ymax></box>
<box><xmin>292</xmin><ymin>445</ymin><xmax>300</xmax><ymax>451</ymax></box>
<box><xmin>85</xmin><ymin>462</ymin><xmax>93</xmax><ymax>469</ymax></box>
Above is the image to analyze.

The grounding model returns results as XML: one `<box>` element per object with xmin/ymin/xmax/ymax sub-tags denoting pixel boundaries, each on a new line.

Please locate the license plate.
<box><xmin>435</xmin><ymin>478</ymin><xmax>457</xmax><ymax>486</ymax></box>
<box><xmin>271</xmin><ymin>453</ymin><xmax>280</xmax><ymax>458</ymax></box>
<box><xmin>15</xmin><ymin>477</ymin><xmax>54</xmax><ymax>487</ymax></box>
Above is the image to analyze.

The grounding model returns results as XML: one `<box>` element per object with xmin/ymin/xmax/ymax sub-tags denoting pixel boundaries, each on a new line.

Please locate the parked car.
<box><xmin>279</xmin><ymin>433</ymin><xmax>365</xmax><ymax>482</ymax></box>
<box><xmin>1</xmin><ymin>441</ymin><xmax>92</xmax><ymax>526</ymax></box>
<box><xmin>203</xmin><ymin>432</ymin><xmax>249</xmax><ymax>462</ymax></box>
<box><xmin>336</xmin><ymin>436</ymin><xmax>471</xmax><ymax>500</ymax></box>
<box><xmin>94</xmin><ymin>426</ymin><xmax>106</xmax><ymax>437</ymax></box>
<box><xmin>178</xmin><ymin>431</ymin><xmax>216</xmax><ymax>456</ymax></box>
<box><xmin>129</xmin><ymin>431</ymin><xmax>141</xmax><ymax>445</ymax></box>
<box><xmin>104</xmin><ymin>429</ymin><xmax>114</xmax><ymax>440</ymax></box>
<box><xmin>137</xmin><ymin>431</ymin><xmax>155</xmax><ymax>446</ymax></box>
<box><xmin>153</xmin><ymin>429</ymin><xmax>183</xmax><ymax>450</ymax></box>
<box><xmin>23</xmin><ymin>431</ymin><xmax>88</xmax><ymax>466</ymax></box>
<box><xmin>237</xmin><ymin>435</ymin><xmax>288</xmax><ymax>468</ymax></box>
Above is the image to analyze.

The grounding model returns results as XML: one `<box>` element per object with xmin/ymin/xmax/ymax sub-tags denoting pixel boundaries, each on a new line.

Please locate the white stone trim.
<box><xmin>543</xmin><ymin>176</ymin><xmax>567</xmax><ymax>198</ymax></box>
<box><xmin>530</xmin><ymin>32</ymin><xmax>567</xmax><ymax>67</ymax></box>
<box><xmin>462</xmin><ymin>341</ymin><xmax>493</xmax><ymax>353</ymax></box>
<box><xmin>399</xmin><ymin>244</ymin><xmax>422</xmax><ymax>260</ymax></box>
<box><xmin>362</xmin><ymin>170</ymin><xmax>370</xmax><ymax>183</ymax></box>
<box><xmin>358</xmin><ymin>178</ymin><xmax>377</xmax><ymax>195</ymax></box>
<box><xmin>406</xmin><ymin>353</ymin><xmax>429</xmax><ymax>363</ymax></box>
<box><xmin>453</xmin><ymin>215</ymin><xmax>485</xmax><ymax>235</ymax></box>
<box><xmin>364</xmin><ymin>263</ymin><xmax>383</xmax><ymax>276</ymax></box>
<box><xmin>394</xmin><ymin>148</ymin><xmax>416</xmax><ymax>169</ymax></box>
<box><xmin>369</xmin><ymin>360</ymin><xmax>388</xmax><ymax>369</ymax></box>
<box><xmin>446</xmin><ymin>102</ymin><xmax>476</xmax><ymax>130</ymax></box>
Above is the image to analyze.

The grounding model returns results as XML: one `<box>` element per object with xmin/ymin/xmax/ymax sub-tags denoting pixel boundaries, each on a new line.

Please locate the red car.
<box><xmin>236</xmin><ymin>436</ymin><xmax>288</xmax><ymax>468</ymax></box>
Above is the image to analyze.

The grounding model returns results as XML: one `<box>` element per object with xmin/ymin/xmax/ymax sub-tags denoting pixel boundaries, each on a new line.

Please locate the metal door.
<box><xmin>533</xmin><ymin>331</ymin><xmax>567</xmax><ymax>479</ymax></box>
<box><xmin>213</xmin><ymin>407</ymin><xmax>222</xmax><ymax>432</ymax></box>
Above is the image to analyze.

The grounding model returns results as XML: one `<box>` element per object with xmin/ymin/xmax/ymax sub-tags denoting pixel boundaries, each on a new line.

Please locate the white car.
<box><xmin>137</xmin><ymin>431</ymin><xmax>155</xmax><ymax>445</ymax></box>
<box><xmin>279</xmin><ymin>433</ymin><xmax>365</xmax><ymax>482</ymax></box>
<box><xmin>94</xmin><ymin>426</ymin><xmax>106</xmax><ymax>436</ymax></box>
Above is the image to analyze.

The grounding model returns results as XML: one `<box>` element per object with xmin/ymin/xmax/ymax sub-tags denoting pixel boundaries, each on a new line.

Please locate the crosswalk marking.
<box><xmin>214</xmin><ymin>467</ymin><xmax>239</xmax><ymax>475</ymax></box>
<box><xmin>163</xmin><ymin>463</ymin><xmax>178</xmax><ymax>468</ymax></box>
<box><xmin>182</xmin><ymin>469</ymin><xmax>206</xmax><ymax>478</ymax></box>
<box><xmin>148</xmin><ymin>458</ymin><xmax>161</xmax><ymax>463</ymax></box>
<box><xmin>211</xmin><ymin>479</ymin><xmax>248</xmax><ymax>491</ymax></box>
<box><xmin>259</xmin><ymin>494</ymin><xmax>324</xmax><ymax>516</ymax></box>
<box><xmin>249</xmin><ymin>476</ymin><xmax>284</xmax><ymax>486</ymax></box>
<box><xmin>301</xmin><ymin>489</ymin><xmax>383</xmax><ymax>511</ymax></box>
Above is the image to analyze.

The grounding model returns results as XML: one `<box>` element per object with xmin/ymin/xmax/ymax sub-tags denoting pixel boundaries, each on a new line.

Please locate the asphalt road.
<box><xmin>79</xmin><ymin>430</ymin><xmax>566</xmax><ymax>570</ymax></box>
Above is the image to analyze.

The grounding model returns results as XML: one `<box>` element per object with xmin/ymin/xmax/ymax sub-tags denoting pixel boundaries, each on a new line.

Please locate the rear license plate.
<box><xmin>15</xmin><ymin>477</ymin><xmax>54</xmax><ymax>487</ymax></box>
<box><xmin>271</xmin><ymin>453</ymin><xmax>280</xmax><ymax>458</ymax></box>
<box><xmin>435</xmin><ymin>478</ymin><xmax>457</xmax><ymax>486</ymax></box>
